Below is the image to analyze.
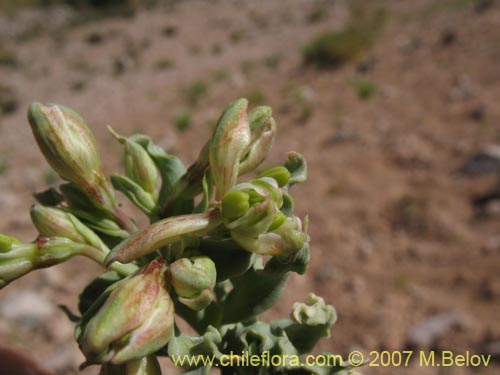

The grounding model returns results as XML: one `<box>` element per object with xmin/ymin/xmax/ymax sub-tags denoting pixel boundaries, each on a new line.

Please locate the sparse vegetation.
<box><xmin>263</xmin><ymin>53</ymin><xmax>282</xmax><ymax>70</ymax></box>
<box><xmin>229</xmin><ymin>30</ymin><xmax>246</xmax><ymax>44</ymax></box>
<box><xmin>0</xmin><ymin>49</ymin><xmax>18</xmax><ymax>68</ymax></box>
<box><xmin>290</xmin><ymin>86</ymin><xmax>314</xmax><ymax>123</ymax></box>
<box><xmin>211</xmin><ymin>68</ymin><xmax>229</xmax><ymax>82</ymax></box>
<box><xmin>173</xmin><ymin>110</ymin><xmax>192</xmax><ymax>132</ymax></box>
<box><xmin>306</xmin><ymin>6</ymin><xmax>328</xmax><ymax>24</ymax></box>
<box><xmin>0</xmin><ymin>156</ymin><xmax>8</xmax><ymax>175</ymax></box>
<box><xmin>161</xmin><ymin>25</ymin><xmax>177</xmax><ymax>37</ymax></box>
<box><xmin>85</xmin><ymin>31</ymin><xmax>104</xmax><ymax>45</ymax></box>
<box><xmin>154</xmin><ymin>58</ymin><xmax>175</xmax><ymax>71</ymax></box>
<box><xmin>303</xmin><ymin>1</ymin><xmax>387</xmax><ymax>68</ymax></box>
<box><xmin>70</xmin><ymin>80</ymin><xmax>86</xmax><ymax>92</ymax></box>
<box><xmin>181</xmin><ymin>80</ymin><xmax>209</xmax><ymax>106</ymax></box>
<box><xmin>352</xmin><ymin>77</ymin><xmax>376</xmax><ymax>100</ymax></box>
<box><xmin>240</xmin><ymin>59</ymin><xmax>256</xmax><ymax>76</ymax></box>
<box><xmin>0</xmin><ymin>86</ymin><xmax>19</xmax><ymax>116</ymax></box>
<box><xmin>211</xmin><ymin>43</ymin><xmax>223</xmax><ymax>55</ymax></box>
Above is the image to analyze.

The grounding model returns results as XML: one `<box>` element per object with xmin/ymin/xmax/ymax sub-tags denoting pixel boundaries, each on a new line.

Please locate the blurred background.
<box><xmin>0</xmin><ymin>0</ymin><xmax>499</xmax><ymax>374</ymax></box>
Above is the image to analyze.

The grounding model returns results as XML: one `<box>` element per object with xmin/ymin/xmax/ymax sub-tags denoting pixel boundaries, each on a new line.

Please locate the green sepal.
<box><xmin>60</xmin><ymin>182</ymin><xmax>129</xmax><ymax>240</ymax></box>
<box><xmin>194</xmin><ymin>170</ymin><xmax>213</xmax><ymax>214</ymax></box>
<box><xmin>129</xmin><ymin>134</ymin><xmax>186</xmax><ymax>215</ymax></box>
<box><xmin>111</xmin><ymin>174</ymin><xmax>156</xmax><ymax>215</ymax></box>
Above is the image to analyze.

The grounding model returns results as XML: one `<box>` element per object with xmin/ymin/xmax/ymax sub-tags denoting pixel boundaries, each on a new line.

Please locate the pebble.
<box><xmin>0</xmin><ymin>291</ymin><xmax>55</xmax><ymax>327</ymax></box>
<box><xmin>407</xmin><ymin>311</ymin><xmax>466</xmax><ymax>349</ymax></box>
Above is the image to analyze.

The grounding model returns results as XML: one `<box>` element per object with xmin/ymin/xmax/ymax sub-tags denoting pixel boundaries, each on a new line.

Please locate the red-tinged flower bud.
<box><xmin>28</xmin><ymin>103</ymin><xmax>118</xmax><ymax>218</ymax></box>
<box><xmin>209</xmin><ymin>98</ymin><xmax>251</xmax><ymax>200</ymax></box>
<box><xmin>80</xmin><ymin>259</ymin><xmax>174</xmax><ymax>364</ymax></box>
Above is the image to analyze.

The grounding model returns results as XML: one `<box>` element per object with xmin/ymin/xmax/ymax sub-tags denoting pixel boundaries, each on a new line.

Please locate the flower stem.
<box><xmin>79</xmin><ymin>244</ymin><xmax>137</xmax><ymax>276</ymax></box>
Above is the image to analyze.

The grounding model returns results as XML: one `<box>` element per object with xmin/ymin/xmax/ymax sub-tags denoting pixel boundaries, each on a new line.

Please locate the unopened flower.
<box><xmin>221</xmin><ymin>178</ymin><xmax>309</xmax><ymax>256</ymax></box>
<box><xmin>80</xmin><ymin>259</ymin><xmax>174</xmax><ymax>364</ymax></box>
<box><xmin>209</xmin><ymin>98</ymin><xmax>251</xmax><ymax>200</ymax></box>
<box><xmin>231</xmin><ymin>215</ymin><xmax>309</xmax><ymax>256</ymax></box>
<box><xmin>109</xmin><ymin>128</ymin><xmax>160</xmax><ymax>201</ymax></box>
<box><xmin>238</xmin><ymin>106</ymin><xmax>277</xmax><ymax>175</ymax></box>
<box><xmin>169</xmin><ymin>256</ymin><xmax>216</xmax><ymax>310</ymax></box>
<box><xmin>106</xmin><ymin>210</ymin><xmax>222</xmax><ymax>265</ymax></box>
<box><xmin>28</xmin><ymin>103</ymin><xmax>118</xmax><ymax>218</ymax></box>
<box><xmin>30</xmin><ymin>205</ymin><xmax>107</xmax><ymax>251</ymax></box>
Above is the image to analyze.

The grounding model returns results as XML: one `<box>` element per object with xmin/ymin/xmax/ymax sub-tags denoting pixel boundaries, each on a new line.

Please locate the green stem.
<box><xmin>79</xmin><ymin>244</ymin><xmax>138</xmax><ymax>276</ymax></box>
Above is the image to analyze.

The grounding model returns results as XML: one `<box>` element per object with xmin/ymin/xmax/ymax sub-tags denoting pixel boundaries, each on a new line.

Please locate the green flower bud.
<box><xmin>268</xmin><ymin>211</ymin><xmax>287</xmax><ymax>231</ymax></box>
<box><xmin>169</xmin><ymin>256</ymin><xmax>216</xmax><ymax>311</ymax></box>
<box><xmin>239</xmin><ymin>107</ymin><xmax>277</xmax><ymax>175</ymax></box>
<box><xmin>291</xmin><ymin>293</ymin><xmax>336</xmax><ymax>330</ymax></box>
<box><xmin>258</xmin><ymin>166</ymin><xmax>291</xmax><ymax>188</ymax></box>
<box><xmin>0</xmin><ymin>237</ymin><xmax>83</xmax><ymax>288</ymax></box>
<box><xmin>30</xmin><ymin>205</ymin><xmax>107</xmax><ymax>251</ymax></box>
<box><xmin>109</xmin><ymin>128</ymin><xmax>160</xmax><ymax>200</ymax></box>
<box><xmin>223</xmin><ymin>178</ymin><xmax>283</xmax><ymax>238</ymax></box>
<box><xmin>231</xmin><ymin>216</ymin><xmax>308</xmax><ymax>256</ymax></box>
<box><xmin>106</xmin><ymin>210</ymin><xmax>222</xmax><ymax>265</ymax></box>
<box><xmin>209</xmin><ymin>98</ymin><xmax>251</xmax><ymax>200</ymax></box>
<box><xmin>99</xmin><ymin>356</ymin><xmax>162</xmax><ymax>375</ymax></box>
<box><xmin>0</xmin><ymin>233</ymin><xmax>20</xmax><ymax>252</ymax></box>
<box><xmin>221</xmin><ymin>191</ymin><xmax>250</xmax><ymax>220</ymax></box>
<box><xmin>81</xmin><ymin>259</ymin><xmax>174</xmax><ymax>364</ymax></box>
<box><xmin>28</xmin><ymin>103</ymin><xmax>118</xmax><ymax>217</ymax></box>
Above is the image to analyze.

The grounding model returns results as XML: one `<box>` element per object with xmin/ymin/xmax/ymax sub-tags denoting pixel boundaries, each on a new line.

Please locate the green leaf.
<box><xmin>111</xmin><ymin>174</ymin><xmax>155</xmax><ymax>215</ymax></box>
<box><xmin>33</xmin><ymin>187</ymin><xmax>64</xmax><ymax>206</ymax></box>
<box><xmin>283</xmin><ymin>152</ymin><xmax>307</xmax><ymax>187</ymax></box>
<box><xmin>167</xmin><ymin>325</ymin><xmax>222</xmax><ymax>370</ymax></box>
<box><xmin>221</xmin><ymin>258</ymin><xmax>290</xmax><ymax>324</ymax></box>
<box><xmin>199</xmin><ymin>239</ymin><xmax>254</xmax><ymax>281</ymax></box>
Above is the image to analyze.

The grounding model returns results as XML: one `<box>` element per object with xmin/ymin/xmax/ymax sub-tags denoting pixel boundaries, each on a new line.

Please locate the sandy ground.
<box><xmin>0</xmin><ymin>1</ymin><xmax>499</xmax><ymax>374</ymax></box>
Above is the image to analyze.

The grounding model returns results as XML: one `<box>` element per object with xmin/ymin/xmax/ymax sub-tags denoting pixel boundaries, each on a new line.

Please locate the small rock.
<box><xmin>479</xmin><ymin>278</ymin><xmax>500</xmax><ymax>301</ymax></box>
<box><xmin>357</xmin><ymin>240</ymin><xmax>374</xmax><ymax>259</ymax></box>
<box><xmin>482</xmin><ymin>236</ymin><xmax>500</xmax><ymax>254</ymax></box>
<box><xmin>315</xmin><ymin>266</ymin><xmax>337</xmax><ymax>282</ymax></box>
<box><xmin>345</xmin><ymin>276</ymin><xmax>366</xmax><ymax>294</ymax></box>
<box><xmin>483</xmin><ymin>200</ymin><xmax>500</xmax><ymax>217</ymax></box>
<box><xmin>45</xmin><ymin>344</ymin><xmax>80</xmax><ymax>373</ymax></box>
<box><xmin>407</xmin><ymin>311</ymin><xmax>466</xmax><ymax>349</ymax></box>
<box><xmin>460</xmin><ymin>145</ymin><xmax>500</xmax><ymax>176</ymax></box>
<box><xmin>440</xmin><ymin>30</ymin><xmax>457</xmax><ymax>46</ymax></box>
<box><xmin>468</xmin><ymin>106</ymin><xmax>486</xmax><ymax>122</ymax></box>
<box><xmin>0</xmin><ymin>291</ymin><xmax>55</xmax><ymax>327</ymax></box>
